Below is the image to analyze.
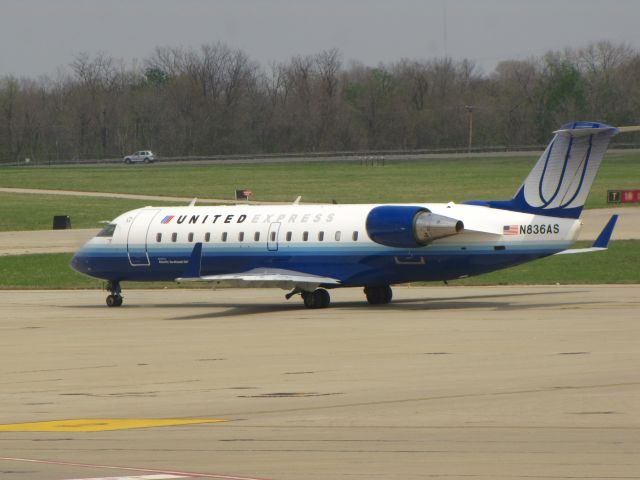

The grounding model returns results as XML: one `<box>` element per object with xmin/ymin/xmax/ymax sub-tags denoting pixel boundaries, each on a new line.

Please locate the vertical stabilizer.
<box><xmin>470</xmin><ymin>122</ymin><xmax>619</xmax><ymax>218</ymax></box>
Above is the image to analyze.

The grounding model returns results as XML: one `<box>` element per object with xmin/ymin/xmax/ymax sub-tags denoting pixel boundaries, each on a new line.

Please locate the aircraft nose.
<box><xmin>70</xmin><ymin>249</ymin><xmax>91</xmax><ymax>275</ymax></box>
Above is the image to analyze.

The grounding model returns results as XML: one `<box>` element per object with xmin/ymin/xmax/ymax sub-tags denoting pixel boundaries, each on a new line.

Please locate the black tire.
<box><xmin>314</xmin><ymin>288</ymin><xmax>330</xmax><ymax>308</ymax></box>
<box><xmin>302</xmin><ymin>291</ymin><xmax>314</xmax><ymax>308</ymax></box>
<box><xmin>144</xmin><ymin>158</ymin><xmax>150</xmax><ymax>164</ymax></box>
<box><xmin>106</xmin><ymin>294</ymin><xmax>123</xmax><ymax>307</ymax></box>
<box><xmin>302</xmin><ymin>289</ymin><xmax>330</xmax><ymax>309</ymax></box>
<box><xmin>124</xmin><ymin>158</ymin><xmax>131</xmax><ymax>164</ymax></box>
<box><xmin>364</xmin><ymin>285</ymin><xmax>393</xmax><ymax>305</ymax></box>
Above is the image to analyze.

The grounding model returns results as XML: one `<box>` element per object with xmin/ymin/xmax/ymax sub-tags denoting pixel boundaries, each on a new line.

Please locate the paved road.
<box><xmin>1</xmin><ymin>286</ymin><xmax>639</xmax><ymax>480</ymax></box>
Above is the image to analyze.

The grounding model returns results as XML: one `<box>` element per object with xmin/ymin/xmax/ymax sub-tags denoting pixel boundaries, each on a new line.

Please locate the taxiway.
<box><xmin>1</xmin><ymin>286</ymin><xmax>639</xmax><ymax>479</ymax></box>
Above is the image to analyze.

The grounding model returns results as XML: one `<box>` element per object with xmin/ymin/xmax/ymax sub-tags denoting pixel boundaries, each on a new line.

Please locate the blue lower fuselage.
<box><xmin>71</xmin><ymin>243</ymin><xmax>561</xmax><ymax>287</ymax></box>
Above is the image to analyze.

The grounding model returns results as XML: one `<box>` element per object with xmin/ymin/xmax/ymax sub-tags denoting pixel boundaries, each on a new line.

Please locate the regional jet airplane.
<box><xmin>71</xmin><ymin>122</ymin><xmax>634</xmax><ymax>308</ymax></box>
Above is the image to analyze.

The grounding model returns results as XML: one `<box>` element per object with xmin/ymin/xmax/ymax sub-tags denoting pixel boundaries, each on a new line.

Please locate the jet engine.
<box><xmin>365</xmin><ymin>205</ymin><xmax>464</xmax><ymax>248</ymax></box>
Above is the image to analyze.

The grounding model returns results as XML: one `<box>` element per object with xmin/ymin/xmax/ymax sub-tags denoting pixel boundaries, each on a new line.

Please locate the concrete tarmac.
<box><xmin>1</xmin><ymin>286</ymin><xmax>639</xmax><ymax>480</ymax></box>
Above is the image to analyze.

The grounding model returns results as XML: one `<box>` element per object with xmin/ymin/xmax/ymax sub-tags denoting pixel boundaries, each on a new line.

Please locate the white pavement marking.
<box><xmin>67</xmin><ymin>475</ymin><xmax>189</xmax><ymax>480</ymax></box>
<box><xmin>0</xmin><ymin>457</ymin><xmax>271</xmax><ymax>480</ymax></box>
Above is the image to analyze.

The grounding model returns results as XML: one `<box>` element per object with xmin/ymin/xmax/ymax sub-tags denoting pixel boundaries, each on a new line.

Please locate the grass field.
<box><xmin>1</xmin><ymin>153</ymin><xmax>638</xmax><ymax>232</ymax></box>
<box><xmin>1</xmin><ymin>152</ymin><xmax>638</xmax><ymax>205</ymax></box>
<box><xmin>0</xmin><ymin>241</ymin><xmax>638</xmax><ymax>289</ymax></box>
<box><xmin>0</xmin><ymin>193</ymin><xmax>184</xmax><ymax>231</ymax></box>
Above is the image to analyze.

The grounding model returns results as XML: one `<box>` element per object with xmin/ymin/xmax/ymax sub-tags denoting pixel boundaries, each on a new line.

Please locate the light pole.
<box><xmin>465</xmin><ymin>105</ymin><xmax>474</xmax><ymax>153</ymax></box>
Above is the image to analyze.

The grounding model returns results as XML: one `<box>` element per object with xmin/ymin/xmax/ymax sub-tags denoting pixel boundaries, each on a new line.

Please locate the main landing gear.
<box><xmin>302</xmin><ymin>288</ymin><xmax>331</xmax><ymax>309</ymax></box>
<box><xmin>364</xmin><ymin>285</ymin><xmax>393</xmax><ymax>305</ymax></box>
<box><xmin>286</xmin><ymin>288</ymin><xmax>331</xmax><ymax>309</ymax></box>
<box><xmin>105</xmin><ymin>280</ymin><xmax>123</xmax><ymax>307</ymax></box>
<box><xmin>286</xmin><ymin>285</ymin><xmax>394</xmax><ymax>308</ymax></box>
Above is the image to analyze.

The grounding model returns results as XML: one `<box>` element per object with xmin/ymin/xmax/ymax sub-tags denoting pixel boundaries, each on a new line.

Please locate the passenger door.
<box><xmin>127</xmin><ymin>209</ymin><xmax>161</xmax><ymax>266</ymax></box>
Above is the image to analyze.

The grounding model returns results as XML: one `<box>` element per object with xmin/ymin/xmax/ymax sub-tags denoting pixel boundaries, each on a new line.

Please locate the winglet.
<box><xmin>592</xmin><ymin>214</ymin><xmax>618</xmax><ymax>249</ymax></box>
<box><xmin>178</xmin><ymin>242</ymin><xmax>203</xmax><ymax>279</ymax></box>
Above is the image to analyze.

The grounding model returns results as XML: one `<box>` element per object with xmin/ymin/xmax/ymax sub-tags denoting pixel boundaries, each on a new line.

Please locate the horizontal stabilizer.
<box><xmin>616</xmin><ymin>126</ymin><xmax>640</xmax><ymax>133</ymax></box>
<box><xmin>555</xmin><ymin>214</ymin><xmax>617</xmax><ymax>255</ymax></box>
<box><xmin>553</xmin><ymin>125</ymin><xmax>617</xmax><ymax>137</ymax></box>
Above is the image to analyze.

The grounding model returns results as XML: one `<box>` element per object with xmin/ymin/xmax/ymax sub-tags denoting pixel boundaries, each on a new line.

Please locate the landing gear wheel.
<box><xmin>364</xmin><ymin>285</ymin><xmax>393</xmax><ymax>305</ymax></box>
<box><xmin>302</xmin><ymin>288</ymin><xmax>331</xmax><ymax>309</ymax></box>
<box><xmin>105</xmin><ymin>280</ymin><xmax>123</xmax><ymax>307</ymax></box>
<box><xmin>106</xmin><ymin>294</ymin><xmax>123</xmax><ymax>307</ymax></box>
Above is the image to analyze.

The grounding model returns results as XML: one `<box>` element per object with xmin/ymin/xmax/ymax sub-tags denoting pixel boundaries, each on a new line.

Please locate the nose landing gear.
<box><xmin>106</xmin><ymin>280</ymin><xmax>123</xmax><ymax>307</ymax></box>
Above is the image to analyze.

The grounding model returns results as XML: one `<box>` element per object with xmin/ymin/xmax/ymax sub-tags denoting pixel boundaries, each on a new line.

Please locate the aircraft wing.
<box><xmin>175</xmin><ymin>243</ymin><xmax>341</xmax><ymax>289</ymax></box>
<box><xmin>177</xmin><ymin>268</ymin><xmax>341</xmax><ymax>290</ymax></box>
<box><xmin>177</xmin><ymin>268</ymin><xmax>341</xmax><ymax>289</ymax></box>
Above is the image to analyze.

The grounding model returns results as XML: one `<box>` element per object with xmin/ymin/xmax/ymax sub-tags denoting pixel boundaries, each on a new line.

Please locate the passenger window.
<box><xmin>352</xmin><ymin>231</ymin><xmax>359</xmax><ymax>241</ymax></box>
<box><xmin>222</xmin><ymin>232</ymin><xmax>228</xmax><ymax>242</ymax></box>
<box><xmin>97</xmin><ymin>223</ymin><xmax>116</xmax><ymax>237</ymax></box>
<box><xmin>156</xmin><ymin>232</ymin><xmax>162</xmax><ymax>242</ymax></box>
<box><xmin>238</xmin><ymin>232</ymin><xmax>245</xmax><ymax>242</ymax></box>
<box><xmin>286</xmin><ymin>231</ymin><xmax>292</xmax><ymax>241</ymax></box>
<box><xmin>270</xmin><ymin>231</ymin><xmax>276</xmax><ymax>242</ymax></box>
<box><xmin>318</xmin><ymin>231</ymin><xmax>324</xmax><ymax>241</ymax></box>
<box><xmin>171</xmin><ymin>232</ymin><xmax>177</xmax><ymax>242</ymax></box>
<box><xmin>335</xmin><ymin>231</ymin><xmax>341</xmax><ymax>241</ymax></box>
<box><xmin>205</xmin><ymin>232</ymin><xmax>211</xmax><ymax>242</ymax></box>
<box><xmin>254</xmin><ymin>232</ymin><xmax>260</xmax><ymax>241</ymax></box>
<box><xmin>188</xmin><ymin>232</ymin><xmax>194</xmax><ymax>242</ymax></box>
<box><xmin>303</xmin><ymin>231</ymin><xmax>309</xmax><ymax>241</ymax></box>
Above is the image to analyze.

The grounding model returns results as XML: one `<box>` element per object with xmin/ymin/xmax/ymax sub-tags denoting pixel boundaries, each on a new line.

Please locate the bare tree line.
<box><xmin>1</xmin><ymin>41</ymin><xmax>639</xmax><ymax>163</ymax></box>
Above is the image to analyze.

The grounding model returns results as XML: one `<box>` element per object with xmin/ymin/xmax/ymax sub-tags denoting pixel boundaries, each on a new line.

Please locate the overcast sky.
<box><xmin>2</xmin><ymin>0</ymin><xmax>640</xmax><ymax>78</ymax></box>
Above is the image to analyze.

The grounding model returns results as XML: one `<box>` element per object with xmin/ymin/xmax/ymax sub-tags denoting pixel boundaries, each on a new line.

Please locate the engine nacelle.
<box><xmin>365</xmin><ymin>205</ymin><xmax>464</xmax><ymax>248</ymax></box>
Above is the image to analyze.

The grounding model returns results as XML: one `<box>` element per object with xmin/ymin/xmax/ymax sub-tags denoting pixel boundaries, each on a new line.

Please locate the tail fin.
<box><xmin>469</xmin><ymin>122</ymin><xmax>619</xmax><ymax>218</ymax></box>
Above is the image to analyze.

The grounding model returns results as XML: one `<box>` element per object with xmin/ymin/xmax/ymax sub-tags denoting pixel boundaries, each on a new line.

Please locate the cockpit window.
<box><xmin>96</xmin><ymin>223</ymin><xmax>116</xmax><ymax>237</ymax></box>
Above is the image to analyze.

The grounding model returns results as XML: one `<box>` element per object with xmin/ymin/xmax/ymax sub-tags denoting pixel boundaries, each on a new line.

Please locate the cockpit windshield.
<box><xmin>96</xmin><ymin>223</ymin><xmax>117</xmax><ymax>238</ymax></box>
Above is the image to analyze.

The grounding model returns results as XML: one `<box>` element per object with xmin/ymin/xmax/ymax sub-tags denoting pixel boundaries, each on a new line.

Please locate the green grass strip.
<box><xmin>1</xmin><ymin>241</ymin><xmax>637</xmax><ymax>290</ymax></box>
<box><xmin>1</xmin><ymin>152</ymin><xmax>638</xmax><ymax>208</ymax></box>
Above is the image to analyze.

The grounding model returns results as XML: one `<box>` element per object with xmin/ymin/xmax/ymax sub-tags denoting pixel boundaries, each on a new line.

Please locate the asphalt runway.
<box><xmin>1</xmin><ymin>286</ymin><xmax>639</xmax><ymax>480</ymax></box>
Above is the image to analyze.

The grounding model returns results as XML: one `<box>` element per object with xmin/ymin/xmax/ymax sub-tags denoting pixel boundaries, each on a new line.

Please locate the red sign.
<box><xmin>235</xmin><ymin>189</ymin><xmax>253</xmax><ymax>200</ymax></box>
<box><xmin>621</xmin><ymin>189</ymin><xmax>640</xmax><ymax>203</ymax></box>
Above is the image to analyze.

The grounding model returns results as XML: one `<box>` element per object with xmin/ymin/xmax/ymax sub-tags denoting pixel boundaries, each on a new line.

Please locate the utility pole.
<box><xmin>465</xmin><ymin>105</ymin><xmax>474</xmax><ymax>153</ymax></box>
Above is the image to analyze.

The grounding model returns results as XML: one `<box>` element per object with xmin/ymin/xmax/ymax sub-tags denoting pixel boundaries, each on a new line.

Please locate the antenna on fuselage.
<box><xmin>293</xmin><ymin>196</ymin><xmax>302</xmax><ymax>205</ymax></box>
<box><xmin>189</xmin><ymin>198</ymin><xmax>197</xmax><ymax>206</ymax></box>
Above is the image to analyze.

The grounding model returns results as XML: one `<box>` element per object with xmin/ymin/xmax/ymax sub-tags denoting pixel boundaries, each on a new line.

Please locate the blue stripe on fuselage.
<box><xmin>71</xmin><ymin>242</ymin><xmax>567</xmax><ymax>286</ymax></box>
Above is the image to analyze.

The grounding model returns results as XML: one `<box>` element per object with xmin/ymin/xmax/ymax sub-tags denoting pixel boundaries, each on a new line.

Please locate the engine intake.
<box><xmin>366</xmin><ymin>205</ymin><xmax>464</xmax><ymax>248</ymax></box>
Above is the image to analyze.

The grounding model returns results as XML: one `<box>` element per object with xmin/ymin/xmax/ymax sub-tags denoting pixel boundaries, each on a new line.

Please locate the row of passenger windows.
<box><xmin>156</xmin><ymin>230</ymin><xmax>359</xmax><ymax>243</ymax></box>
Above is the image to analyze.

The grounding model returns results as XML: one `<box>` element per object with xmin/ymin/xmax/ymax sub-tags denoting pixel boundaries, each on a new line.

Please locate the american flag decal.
<box><xmin>161</xmin><ymin>215</ymin><xmax>175</xmax><ymax>224</ymax></box>
<box><xmin>503</xmin><ymin>224</ymin><xmax>519</xmax><ymax>235</ymax></box>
